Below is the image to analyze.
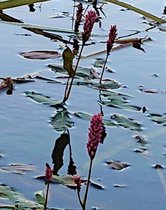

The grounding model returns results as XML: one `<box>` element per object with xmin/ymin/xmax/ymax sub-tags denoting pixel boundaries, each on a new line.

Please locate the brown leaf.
<box><xmin>105</xmin><ymin>160</ymin><xmax>129</xmax><ymax>170</ymax></box>
<box><xmin>0</xmin><ymin>77</ymin><xmax>14</xmax><ymax>95</ymax></box>
<box><xmin>62</xmin><ymin>46</ymin><xmax>75</xmax><ymax>77</ymax></box>
<box><xmin>19</xmin><ymin>50</ymin><xmax>61</xmax><ymax>60</ymax></box>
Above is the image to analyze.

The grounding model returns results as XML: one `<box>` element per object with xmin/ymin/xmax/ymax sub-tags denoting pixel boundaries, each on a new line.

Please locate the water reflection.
<box><xmin>51</xmin><ymin>129</ymin><xmax>77</xmax><ymax>176</ymax></box>
<box><xmin>28</xmin><ymin>4</ymin><xmax>35</xmax><ymax>12</ymax></box>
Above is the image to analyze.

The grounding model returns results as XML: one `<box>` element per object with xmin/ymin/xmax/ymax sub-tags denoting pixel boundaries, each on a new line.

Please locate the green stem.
<box><xmin>77</xmin><ymin>188</ymin><xmax>84</xmax><ymax>209</ymax></box>
<box><xmin>44</xmin><ymin>182</ymin><xmax>50</xmax><ymax>210</ymax></box>
<box><xmin>63</xmin><ymin>44</ymin><xmax>84</xmax><ymax>103</ymax></box>
<box><xmin>99</xmin><ymin>53</ymin><xmax>109</xmax><ymax>84</ymax></box>
<box><xmin>82</xmin><ymin>158</ymin><xmax>93</xmax><ymax>210</ymax></box>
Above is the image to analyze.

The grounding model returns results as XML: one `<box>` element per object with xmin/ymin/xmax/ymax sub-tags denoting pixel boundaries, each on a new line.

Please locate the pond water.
<box><xmin>0</xmin><ymin>0</ymin><xmax>166</xmax><ymax>210</ymax></box>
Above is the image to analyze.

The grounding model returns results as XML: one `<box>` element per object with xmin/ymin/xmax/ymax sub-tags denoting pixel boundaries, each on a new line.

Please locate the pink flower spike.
<box><xmin>82</xmin><ymin>10</ymin><xmax>97</xmax><ymax>45</ymax></box>
<box><xmin>87</xmin><ymin>114</ymin><xmax>104</xmax><ymax>159</ymax></box>
<box><xmin>45</xmin><ymin>163</ymin><xmax>53</xmax><ymax>183</ymax></box>
<box><xmin>107</xmin><ymin>25</ymin><xmax>118</xmax><ymax>55</ymax></box>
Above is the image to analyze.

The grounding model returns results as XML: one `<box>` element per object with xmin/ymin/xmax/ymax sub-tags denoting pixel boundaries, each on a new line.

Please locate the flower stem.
<box><xmin>44</xmin><ymin>182</ymin><xmax>50</xmax><ymax>210</ymax></box>
<box><xmin>63</xmin><ymin>44</ymin><xmax>84</xmax><ymax>103</ymax></box>
<box><xmin>99</xmin><ymin>53</ymin><xmax>109</xmax><ymax>84</ymax></box>
<box><xmin>82</xmin><ymin>158</ymin><xmax>93</xmax><ymax>210</ymax></box>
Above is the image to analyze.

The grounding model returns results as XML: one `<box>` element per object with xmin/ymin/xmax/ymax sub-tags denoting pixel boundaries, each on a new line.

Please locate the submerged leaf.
<box><xmin>0</xmin><ymin>163</ymin><xmax>35</xmax><ymax>174</ymax></box>
<box><xmin>111</xmin><ymin>114</ymin><xmax>142</xmax><ymax>131</ymax></box>
<box><xmin>62</xmin><ymin>47</ymin><xmax>75</xmax><ymax>77</ymax></box>
<box><xmin>148</xmin><ymin>113</ymin><xmax>166</xmax><ymax>126</ymax></box>
<box><xmin>52</xmin><ymin>132</ymin><xmax>70</xmax><ymax>175</ymax></box>
<box><xmin>105</xmin><ymin>160</ymin><xmax>129</xmax><ymax>170</ymax></box>
<box><xmin>19</xmin><ymin>50</ymin><xmax>61</xmax><ymax>60</ymax></box>
<box><xmin>51</xmin><ymin>109</ymin><xmax>74</xmax><ymax>131</ymax></box>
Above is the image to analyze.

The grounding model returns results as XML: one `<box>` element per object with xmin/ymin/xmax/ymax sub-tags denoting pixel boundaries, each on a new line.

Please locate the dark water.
<box><xmin>0</xmin><ymin>0</ymin><xmax>166</xmax><ymax>209</ymax></box>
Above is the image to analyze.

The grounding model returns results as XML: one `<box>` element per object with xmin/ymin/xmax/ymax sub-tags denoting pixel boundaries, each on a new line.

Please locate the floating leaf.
<box><xmin>148</xmin><ymin>113</ymin><xmax>166</xmax><ymax>126</ymax></box>
<box><xmin>0</xmin><ymin>0</ymin><xmax>50</xmax><ymax>10</ymax></box>
<box><xmin>19</xmin><ymin>50</ymin><xmax>61</xmax><ymax>60</ymax></box>
<box><xmin>73</xmin><ymin>111</ymin><xmax>117</xmax><ymax>127</ymax></box>
<box><xmin>90</xmin><ymin>180</ymin><xmax>105</xmax><ymax>190</ymax></box>
<box><xmin>35</xmin><ymin>191</ymin><xmax>45</xmax><ymax>205</ymax></box>
<box><xmin>0</xmin><ymin>184</ymin><xmax>41</xmax><ymax>208</ymax></box>
<box><xmin>52</xmin><ymin>175</ymin><xmax>76</xmax><ymax>187</ymax></box>
<box><xmin>113</xmin><ymin>184</ymin><xmax>127</xmax><ymax>188</ymax></box>
<box><xmin>0</xmin><ymin>163</ymin><xmax>35</xmax><ymax>175</ymax></box>
<box><xmin>93</xmin><ymin>58</ymin><xmax>105</xmax><ymax>68</ymax></box>
<box><xmin>111</xmin><ymin>114</ymin><xmax>142</xmax><ymax>131</ymax></box>
<box><xmin>62</xmin><ymin>47</ymin><xmax>75</xmax><ymax>77</ymax></box>
<box><xmin>51</xmin><ymin>109</ymin><xmax>74</xmax><ymax>131</ymax></box>
<box><xmin>52</xmin><ymin>132</ymin><xmax>69</xmax><ymax>175</ymax></box>
<box><xmin>25</xmin><ymin>91</ymin><xmax>63</xmax><ymax>108</ymax></box>
<box><xmin>105</xmin><ymin>160</ymin><xmax>130</xmax><ymax>170</ymax></box>
<box><xmin>100</xmin><ymin>98</ymin><xmax>141</xmax><ymax>111</ymax></box>
<box><xmin>0</xmin><ymin>77</ymin><xmax>14</xmax><ymax>95</ymax></box>
<box><xmin>93</xmin><ymin>79</ymin><xmax>121</xmax><ymax>90</ymax></box>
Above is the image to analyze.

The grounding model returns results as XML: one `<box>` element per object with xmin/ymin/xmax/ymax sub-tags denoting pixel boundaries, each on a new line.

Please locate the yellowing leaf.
<box><xmin>62</xmin><ymin>47</ymin><xmax>75</xmax><ymax>77</ymax></box>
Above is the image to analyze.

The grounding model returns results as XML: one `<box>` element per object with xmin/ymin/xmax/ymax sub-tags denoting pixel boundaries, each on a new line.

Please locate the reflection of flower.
<box><xmin>82</xmin><ymin>10</ymin><xmax>97</xmax><ymax>45</ymax></box>
<box><xmin>107</xmin><ymin>25</ymin><xmax>117</xmax><ymax>55</ymax></box>
<box><xmin>74</xmin><ymin>3</ymin><xmax>84</xmax><ymax>32</ymax></box>
<box><xmin>72</xmin><ymin>175</ymin><xmax>82</xmax><ymax>192</ymax></box>
<box><xmin>45</xmin><ymin>163</ymin><xmax>53</xmax><ymax>183</ymax></box>
<box><xmin>87</xmin><ymin>114</ymin><xmax>103</xmax><ymax>159</ymax></box>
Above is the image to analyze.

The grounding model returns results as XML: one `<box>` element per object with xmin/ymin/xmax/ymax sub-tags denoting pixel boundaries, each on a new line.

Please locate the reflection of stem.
<box><xmin>82</xmin><ymin>158</ymin><xmax>93</xmax><ymax>210</ymax></box>
<box><xmin>63</xmin><ymin>44</ymin><xmax>84</xmax><ymax>103</ymax></box>
<box><xmin>77</xmin><ymin>188</ymin><xmax>84</xmax><ymax>209</ymax></box>
<box><xmin>99</xmin><ymin>90</ymin><xmax>104</xmax><ymax>116</ymax></box>
<box><xmin>44</xmin><ymin>182</ymin><xmax>50</xmax><ymax>210</ymax></box>
<box><xmin>99</xmin><ymin>53</ymin><xmax>109</xmax><ymax>84</ymax></box>
<box><xmin>71</xmin><ymin>0</ymin><xmax>76</xmax><ymax>31</ymax></box>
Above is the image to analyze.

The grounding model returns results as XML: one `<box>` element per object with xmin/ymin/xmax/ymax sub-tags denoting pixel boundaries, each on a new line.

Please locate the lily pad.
<box><xmin>51</xmin><ymin>109</ymin><xmax>74</xmax><ymax>132</ymax></box>
<box><xmin>19</xmin><ymin>50</ymin><xmax>61</xmax><ymax>60</ymax></box>
<box><xmin>111</xmin><ymin>114</ymin><xmax>142</xmax><ymax>131</ymax></box>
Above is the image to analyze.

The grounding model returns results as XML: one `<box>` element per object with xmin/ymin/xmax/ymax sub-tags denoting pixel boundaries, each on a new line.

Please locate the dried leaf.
<box><xmin>62</xmin><ymin>47</ymin><xmax>75</xmax><ymax>77</ymax></box>
<box><xmin>153</xmin><ymin>164</ymin><xmax>164</xmax><ymax>169</ymax></box>
<box><xmin>134</xmin><ymin>135</ymin><xmax>148</xmax><ymax>146</ymax></box>
<box><xmin>19</xmin><ymin>50</ymin><xmax>61</xmax><ymax>60</ymax></box>
<box><xmin>105</xmin><ymin>160</ymin><xmax>130</xmax><ymax>170</ymax></box>
<box><xmin>0</xmin><ymin>77</ymin><xmax>14</xmax><ymax>95</ymax></box>
<box><xmin>90</xmin><ymin>180</ymin><xmax>105</xmax><ymax>190</ymax></box>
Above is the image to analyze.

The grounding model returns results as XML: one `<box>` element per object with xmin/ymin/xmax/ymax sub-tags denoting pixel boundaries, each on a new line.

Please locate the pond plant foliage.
<box><xmin>0</xmin><ymin>0</ymin><xmax>166</xmax><ymax>209</ymax></box>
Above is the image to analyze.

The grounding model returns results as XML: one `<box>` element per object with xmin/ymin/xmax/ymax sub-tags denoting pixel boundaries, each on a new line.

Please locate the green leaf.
<box><xmin>106</xmin><ymin>0</ymin><xmax>166</xmax><ymax>24</ymax></box>
<box><xmin>35</xmin><ymin>191</ymin><xmax>45</xmax><ymax>205</ymax></box>
<box><xmin>25</xmin><ymin>91</ymin><xmax>63</xmax><ymax>108</ymax></box>
<box><xmin>62</xmin><ymin>47</ymin><xmax>75</xmax><ymax>77</ymax></box>
<box><xmin>111</xmin><ymin>113</ymin><xmax>142</xmax><ymax>131</ymax></box>
<box><xmin>52</xmin><ymin>132</ymin><xmax>70</xmax><ymax>175</ymax></box>
<box><xmin>51</xmin><ymin>175</ymin><xmax>76</xmax><ymax>187</ymax></box>
<box><xmin>51</xmin><ymin>109</ymin><xmax>74</xmax><ymax>132</ymax></box>
<box><xmin>100</xmin><ymin>99</ymin><xmax>141</xmax><ymax>111</ymax></box>
<box><xmin>92</xmin><ymin>79</ymin><xmax>121</xmax><ymax>90</ymax></box>
<box><xmin>0</xmin><ymin>0</ymin><xmax>50</xmax><ymax>10</ymax></box>
<box><xmin>0</xmin><ymin>184</ymin><xmax>41</xmax><ymax>209</ymax></box>
<box><xmin>148</xmin><ymin>113</ymin><xmax>166</xmax><ymax>126</ymax></box>
<box><xmin>73</xmin><ymin>111</ymin><xmax>117</xmax><ymax>127</ymax></box>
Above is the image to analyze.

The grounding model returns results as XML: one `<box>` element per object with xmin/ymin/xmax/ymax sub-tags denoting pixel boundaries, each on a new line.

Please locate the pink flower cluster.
<box><xmin>107</xmin><ymin>25</ymin><xmax>117</xmax><ymax>55</ymax></box>
<box><xmin>45</xmin><ymin>163</ymin><xmax>53</xmax><ymax>183</ymax></box>
<box><xmin>82</xmin><ymin>10</ymin><xmax>97</xmax><ymax>45</ymax></box>
<box><xmin>72</xmin><ymin>175</ymin><xmax>82</xmax><ymax>192</ymax></box>
<box><xmin>87</xmin><ymin>114</ymin><xmax>103</xmax><ymax>159</ymax></box>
